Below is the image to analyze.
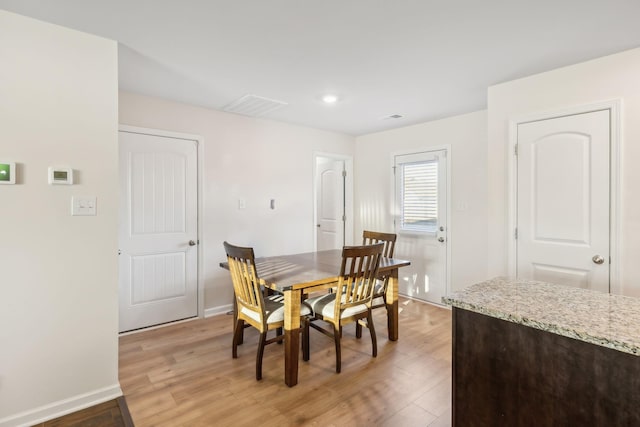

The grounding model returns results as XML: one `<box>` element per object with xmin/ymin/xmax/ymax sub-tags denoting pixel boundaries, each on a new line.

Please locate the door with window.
<box><xmin>394</xmin><ymin>149</ymin><xmax>448</xmax><ymax>305</ymax></box>
<box><xmin>119</xmin><ymin>128</ymin><xmax>199</xmax><ymax>332</ymax></box>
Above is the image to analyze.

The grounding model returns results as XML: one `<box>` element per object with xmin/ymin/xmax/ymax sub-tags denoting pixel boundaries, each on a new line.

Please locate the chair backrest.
<box><xmin>223</xmin><ymin>241</ymin><xmax>266</xmax><ymax>324</ymax></box>
<box><xmin>334</xmin><ymin>243</ymin><xmax>384</xmax><ymax>318</ymax></box>
<box><xmin>362</xmin><ymin>230</ymin><xmax>396</xmax><ymax>258</ymax></box>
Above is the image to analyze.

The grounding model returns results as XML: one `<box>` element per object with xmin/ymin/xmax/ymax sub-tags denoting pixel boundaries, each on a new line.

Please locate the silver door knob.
<box><xmin>438</xmin><ymin>237</ymin><xmax>445</xmax><ymax>243</ymax></box>
<box><xmin>592</xmin><ymin>255</ymin><xmax>605</xmax><ymax>264</ymax></box>
<box><xmin>189</xmin><ymin>240</ymin><xmax>197</xmax><ymax>246</ymax></box>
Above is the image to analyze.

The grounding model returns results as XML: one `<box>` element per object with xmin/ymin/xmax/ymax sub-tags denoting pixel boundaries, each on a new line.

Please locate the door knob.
<box><xmin>592</xmin><ymin>255</ymin><xmax>605</xmax><ymax>264</ymax></box>
<box><xmin>189</xmin><ymin>240</ymin><xmax>197</xmax><ymax>246</ymax></box>
<box><xmin>438</xmin><ymin>237</ymin><xmax>445</xmax><ymax>243</ymax></box>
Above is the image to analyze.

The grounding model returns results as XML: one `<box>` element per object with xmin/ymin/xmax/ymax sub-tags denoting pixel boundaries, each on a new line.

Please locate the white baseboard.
<box><xmin>204</xmin><ymin>304</ymin><xmax>233</xmax><ymax>318</ymax></box>
<box><xmin>0</xmin><ymin>383</ymin><xmax>122</xmax><ymax>427</ymax></box>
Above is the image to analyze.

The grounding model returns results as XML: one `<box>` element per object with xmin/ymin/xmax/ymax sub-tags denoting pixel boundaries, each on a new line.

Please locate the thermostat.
<box><xmin>48</xmin><ymin>167</ymin><xmax>74</xmax><ymax>185</ymax></box>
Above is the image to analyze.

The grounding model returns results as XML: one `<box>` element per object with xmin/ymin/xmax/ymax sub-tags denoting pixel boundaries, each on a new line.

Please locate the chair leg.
<box><xmin>355</xmin><ymin>321</ymin><xmax>362</xmax><ymax>339</ymax></box>
<box><xmin>302</xmin><ymin>320</ymin><xmax>310</xmax><ymax>361</ymax></box>
<box><xmin>367</xmin><ymin>311</ymin><xmax>377</xmax><ymax>358</ymax></box>
<box><xmin>256</xmin><ymin>331</ymin><xmax>267</xmax><ymax>381</ymax></box>
<box><xmin>333</xmin><ymin>324</ymin><xmax>342</xmax><ymax>373</ymax></box>
<box><xmin>232</xmin><ymin>319</ymin><xmax>244</xmax><ymax>358</ymax></box>
<box><xmin>277</xmin><ymin>327</ymin><xmax>283</xmax><ymax>344</ymax></box>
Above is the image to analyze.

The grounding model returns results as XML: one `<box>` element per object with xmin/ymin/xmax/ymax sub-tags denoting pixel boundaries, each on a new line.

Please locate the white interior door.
<box><xmin>394</xmin><ymin>149</ymin><xmax>448</xmax><ymax>305</ymax></box>
<box><xmin>119</xmin><ymin>129</ymin><xmax>198</xmax><ymax>332</ymax></box>
<box><xmin>316</xmin><ymin>157</ymin><xmax>345</xmax><ymax>251</ymax></box>
<box><xmin>517</xmin><ymin>110</ymin><xmax>610</xmax><ymax>292</ymax></box>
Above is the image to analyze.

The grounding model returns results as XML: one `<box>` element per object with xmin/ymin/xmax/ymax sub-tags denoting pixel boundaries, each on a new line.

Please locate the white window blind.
<box><xmin>400</xmin><ymin>160</ymin><xmax>438</xmax><ymax>232</ymax></box>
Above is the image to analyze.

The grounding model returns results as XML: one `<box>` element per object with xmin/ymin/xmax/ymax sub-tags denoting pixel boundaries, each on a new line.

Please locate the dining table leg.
<box><xmin>284</xmin><ymin>288</ymin><xmax>301</xmax><ymax>387</ymax></box>
<box><xmin>386</xmin><ymin>269</ymin><xmax>399</xmax><ymax>341</ymax></box>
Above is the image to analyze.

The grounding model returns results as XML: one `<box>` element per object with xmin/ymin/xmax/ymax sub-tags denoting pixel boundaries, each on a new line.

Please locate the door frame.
<box><xmin>118</xmin><ymin>124</ymin><xmax>205</xmax><ymax>321</ymax></box>
<box><xmin>312</xmin><ymin>152</ymin><xmax>354</xmax><ymax>248</ymax></box>
<box><xmin>507</xmin><ymin>100</ymin><xmax>621</xmax><ymax>293</ymax></box>
<box><xmin>390</xmin><ymin>145</ymin><xmax>452</xmax><ymax>302</ymax></box>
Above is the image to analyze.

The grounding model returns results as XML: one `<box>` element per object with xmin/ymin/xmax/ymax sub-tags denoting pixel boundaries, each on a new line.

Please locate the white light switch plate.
<box><xmin>71</xmin><ymin>196</ymin><xmax>97</xmax><ymax>216</ymax></box>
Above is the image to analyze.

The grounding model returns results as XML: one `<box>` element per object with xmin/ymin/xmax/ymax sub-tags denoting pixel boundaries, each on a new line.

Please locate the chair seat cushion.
<box><xmin>373</xmin><ymin>280</ymin><xmax>385</xmax><ymax>297</ymax></box>
<box><xmin>371</xmin><ymin>295</ymin><xmax>385</xmax><ymax>306</ymax></box>
<box><xmin>240</xmin><ymin>293</ymin><xmax>311</xmax><ymax>325</ymax></box>
<box><xmin>306</xmin><ymin>293</ymin><xmax>368</xmax><ymax>320</ymax></box>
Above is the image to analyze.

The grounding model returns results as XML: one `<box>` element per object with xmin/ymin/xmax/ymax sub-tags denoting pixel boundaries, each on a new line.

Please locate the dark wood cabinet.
<box><xmin>452</xmin><ymin>308</ymin><xmax>640</xmax><ymax>426</ymax></box>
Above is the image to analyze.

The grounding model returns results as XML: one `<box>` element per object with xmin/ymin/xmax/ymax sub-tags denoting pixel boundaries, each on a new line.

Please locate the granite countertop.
<box><xmin>443</xmin><ymin>277</ymin><xmax>640</xmax><ymax>356</ymax></box>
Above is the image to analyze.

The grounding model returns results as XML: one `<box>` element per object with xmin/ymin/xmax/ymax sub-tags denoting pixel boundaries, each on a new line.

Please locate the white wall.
<box><xmin>0</xmin><ymin>11</ymin><xmax>120</xmax><ymax>426</ymax></box>
<box><xmin>488</xmin><ymin>47</ymin><xmax>640</xmax><ymax>297</ymax></box>
<box><xmin>118</xmin><ymin>92</ymin><xmax>355</xmax><ymax>312</ymax></box>
<box><xmin>354</xmin><ymin>110</ymin><xmax>488</xmax><ymax>293</ymax></box>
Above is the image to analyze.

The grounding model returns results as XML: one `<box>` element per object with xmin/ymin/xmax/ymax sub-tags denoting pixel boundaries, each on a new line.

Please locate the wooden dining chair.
<box><xmin>356</xmin><ymin>230</ymin><xmax>397</xmax><ymax>338</ymax></box>
<box><xmin>223</xmin><ymin>241</ymin><xmax>311</xmax><ymax>380</ymax></box>
<box><xmin>305</xmin><ymin>242</ymin><xmax>384</xmax><ymax>373</ymax></box>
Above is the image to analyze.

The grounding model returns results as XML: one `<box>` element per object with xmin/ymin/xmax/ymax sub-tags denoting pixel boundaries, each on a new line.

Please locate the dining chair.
<box><xmin>305</xmin><ymin>242</ymin><xmax>384</xmax><ymax>373</ymax></box>
<box><xmin>223</xmin><ymin>241</ymin><xmax>311</xmax><ymax>380</ymax></box>
<box><xmin>356</xmin><ymin>230</ymin><xmax>397</xmax><ymax>338</ymax></box>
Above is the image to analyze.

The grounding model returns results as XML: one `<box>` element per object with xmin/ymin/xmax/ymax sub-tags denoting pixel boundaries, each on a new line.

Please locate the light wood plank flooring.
<box><xmin>119</xmin><ymin>297</ymin><xmax>452</xmax><ymax>426</ymax></box>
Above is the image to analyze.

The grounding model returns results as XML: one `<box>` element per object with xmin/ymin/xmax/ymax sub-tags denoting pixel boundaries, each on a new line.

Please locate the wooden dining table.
<box><xmin>220</xmin><ymin>248</ymin><xmax>411</xmax><ymax>387</ymax></box>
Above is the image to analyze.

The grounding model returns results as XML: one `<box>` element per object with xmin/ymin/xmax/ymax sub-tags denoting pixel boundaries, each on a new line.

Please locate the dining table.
<box><xmin>220</xmin><ymin>248</ymin><xmax>411</xmax><ymax>387</ymax></box>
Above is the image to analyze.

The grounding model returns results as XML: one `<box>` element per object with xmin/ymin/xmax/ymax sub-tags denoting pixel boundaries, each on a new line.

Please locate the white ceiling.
<box><xmin>2</xmin><ymin>0</ymin><xmax>640</xmax><ymax>136</ymax></box>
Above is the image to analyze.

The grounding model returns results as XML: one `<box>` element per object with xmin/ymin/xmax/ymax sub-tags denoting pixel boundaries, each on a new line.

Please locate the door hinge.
<box><xmin>342</xmin><ymin>214</ymin><xmax>346</xmax><ymax>222</ymax></box>
<box><xmin>342</xmin><ymin>169</ymin><xmax>346</xmax><ymax>177</ymax></box>
<box><xmin>514</xmin><ymin>228</ymin><xmax>518</xmax><ymax>239</ymax></box>
<box><xmin>514</xmin><ymin>144</ymin><xmax>518</xmax><ymax>156</ymax></box>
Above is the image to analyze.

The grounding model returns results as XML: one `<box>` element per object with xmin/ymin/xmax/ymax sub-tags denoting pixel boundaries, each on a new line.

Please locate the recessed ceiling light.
<box><xmin>322</xmin><ymin>94</ymin><xmax>339</xmax><ymax>104</ymax></box>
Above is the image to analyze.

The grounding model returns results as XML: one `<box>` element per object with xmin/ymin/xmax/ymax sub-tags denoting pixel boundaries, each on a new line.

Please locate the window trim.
<box><xmin>393</xmin><ymin>149</ymin><xmax>449</xmax><ymax>237</ymax></box>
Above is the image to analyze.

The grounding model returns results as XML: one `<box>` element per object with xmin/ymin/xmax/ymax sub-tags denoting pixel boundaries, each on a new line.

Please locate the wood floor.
<box><xmin>32</xmin><ymin>397</ymin><xmax>133</xmax><ymax>427</ymax></box>
<box><xmin>119</xmin><ymin>297</ymin><xmax>453</xmax><ymax>426</ymax></box>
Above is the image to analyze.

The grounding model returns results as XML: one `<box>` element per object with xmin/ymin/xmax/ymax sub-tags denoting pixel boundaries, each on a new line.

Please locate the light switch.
<box><xmin>238</xmin><ymin>198</ymin><xmax>246</xmax><ymax>210</ymax></box>
<box><xmin>71</xmin><ymin>196</ymin><xmax>97</xmax><ymax>216</ymax></box>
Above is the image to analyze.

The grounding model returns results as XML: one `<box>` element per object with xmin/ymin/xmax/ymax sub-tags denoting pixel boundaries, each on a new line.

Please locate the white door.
<box><xmin>517</xmin><ymin>110</ymin><xmax>610</xmax><ymax>292</ymax></box>
<box><xmin>316</xmin><ymin>157</ymin><xmax>345</xmax><ymax>251</ymax></box>
<box><xmin>119</xmin><ymin>129</ymin><xmax>199</xmax><ymax>332</ymax></box>
<box><xmin>394</xmin><ymin>149</ymin><xmax>448</xmax><ymax>305</ymax></box>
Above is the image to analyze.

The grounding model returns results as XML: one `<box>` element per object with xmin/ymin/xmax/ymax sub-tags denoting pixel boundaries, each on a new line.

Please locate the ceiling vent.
<box><xmin>382</xmin><ymin>114</ymin><xmax>403</xmax><ymax>120</ymax></box>
<box><xmin>223</xmin><ymin>94</ymin><xmax>288</xmax><ymax>117</ymax></box>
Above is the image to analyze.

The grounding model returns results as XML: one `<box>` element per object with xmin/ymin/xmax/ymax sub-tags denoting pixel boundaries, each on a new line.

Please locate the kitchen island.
<box><xmin>443</xmin><ymin>277</ymin><xmax>640</xmax><ymax>426</ymax></box>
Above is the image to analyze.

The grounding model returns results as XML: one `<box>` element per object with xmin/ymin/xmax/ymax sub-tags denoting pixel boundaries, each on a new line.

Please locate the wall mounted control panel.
<box><xmin>48</xmin><ymin>166</ymin><xmax>73</xmax><ymax>185</ymax></box>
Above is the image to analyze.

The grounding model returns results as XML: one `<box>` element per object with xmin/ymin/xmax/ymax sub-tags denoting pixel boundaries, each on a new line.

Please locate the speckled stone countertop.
<box><xmin>442</xmin><ymin>277</ymin><xmax>640</xmax><ymax>356</ymax></box>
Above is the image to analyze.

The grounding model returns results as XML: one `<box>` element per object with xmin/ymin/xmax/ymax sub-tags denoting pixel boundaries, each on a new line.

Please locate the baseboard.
<box><xmin>0</xmin><ymin>383</ymin><xmax>122</xmax><ymax>427</ymax></box>
<box><xmin>204</xmin><ymin>303</ymin><xmax>233</xmax><ymax>318</ymax></box>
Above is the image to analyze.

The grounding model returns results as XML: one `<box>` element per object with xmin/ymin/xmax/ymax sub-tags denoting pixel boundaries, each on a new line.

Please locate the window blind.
<box><xmin>400</xmin><ymin>160</ymin><xmax>438</xmax><ymax>232</ymax></box>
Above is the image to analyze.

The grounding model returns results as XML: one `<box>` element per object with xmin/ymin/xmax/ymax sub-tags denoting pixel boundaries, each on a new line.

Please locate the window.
<box><xmin>395</xmin><ymin>150</ymin><xmax>445</xmax><ymax>234</ymax></box>
<box><xmin>400</xmin><ymin>160</ymin><xmax>438</xmax><ymax>232</ymax></box>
